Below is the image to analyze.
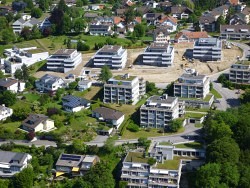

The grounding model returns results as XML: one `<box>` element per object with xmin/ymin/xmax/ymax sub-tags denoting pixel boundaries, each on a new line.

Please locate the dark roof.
<box><xmin>56</xmin><ymin>153</ymin><xmax>84</xmax><ymax>167</ymax></box>
<box><xmin>146</xmin><ymin>13</ymin><xmax>162</xmax><ymax>20</ymax></box>
<box><xmin>98</xmin><ymin>45</ymin><xmax>121</xmax><ymax>53</ymax></box>
<box><xmin>0</xmin><ymin>151</ymin><xmax>28</xmax><ymax>166</ymax></box>
<box><xmin>220</xmin><ymin>24</ymin><xmax>250</xmax><ymax>33</ymax></box>
<box><xmin>38</xmin><ymin>74</ymin><xmax>63</xmax><ymax>85</ymax></box>
<box><xmin>154</xmin><ymin>27</ymin><xmax>169</xmax><ymax>36</ymax></box>
<box><xmin>199</xmin><ymin>15</ymin><xmax>216</xmax><ymax>24</ymax></box>
<box><xmin>171</xmin><ymin>6</ymin><xmax>193</xmax><ymax>14</ymax></box>
<box><xmin>0</xmin><ymin>78</ymin><xmax>18</xmax><ymax>88</ymax></box>
<box><xmin>22</xmin><ymin>114</ymin><xmax>49</xmax><ymax>129</ymax></box>
<box><xmin>148</xmin><ymin>42</ymin><xmax>169</xmax><ymax>49</ymax></box>
<box><xmin>28</xmin><ymin>17</ymin><xmax>40</xmax><ymax>25</ymax></box>
<box><xmin>93</xmin><ymin>107</ymin><xmax>124</xmax><ymax>120</ymax></box>
<box><xmin>53</xmin><ymin>49</ymin><xmax>76</xmax><ymax>55</ymax></box>
<box><xmin>89</xmin><ymin>24</ymin><xmax>110</xmax><ymax>29</ymax></box>
<box><xmin>62</xmin><ymin>95</ymin><xmax>90</xmax><ymax>108</ymax></box>
<box><xmin>84</xmin><ymin>12</ymin><xmax>98</xmax><ymax>18</ymax></box>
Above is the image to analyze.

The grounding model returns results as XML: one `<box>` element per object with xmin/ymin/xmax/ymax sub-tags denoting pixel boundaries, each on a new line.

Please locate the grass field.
<box><xmin>122</xmin><ymin>127</ymin><xmax>185</xmax><ymax>139</ymax></box>
<box><xmin>210</xmin><ymin>88</ymin><xmax>222</xmax><ymax>99</ymax></box>
<box><xmin>23</xmin><ymin>93</ymin><xmax>41</xmax><ymax>102</ymax></box>
<box><xmin>174</xmin><ymin>142</ymin><xmax>204</xmax><ymax>149</ymax></box>
<box><xmin>0</xmin><ymin>121</ymin><xmax>21</xmax><ymax>132</ymax></box>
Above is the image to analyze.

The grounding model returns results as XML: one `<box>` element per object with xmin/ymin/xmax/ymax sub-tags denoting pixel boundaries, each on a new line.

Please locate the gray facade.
<box><xmin>193</xmin><ymin>38</ymin><xmax>222</xmax><ymax>61</ymax></box>
<box><xmin>220</xmin><ymin>25</ymin><xmax>250</xmax><ymax>40</ymax></box>
<box><xmin>229</xmin><ymin>61</ymin><xmax>250</xmax><ymax>84</ymax></box>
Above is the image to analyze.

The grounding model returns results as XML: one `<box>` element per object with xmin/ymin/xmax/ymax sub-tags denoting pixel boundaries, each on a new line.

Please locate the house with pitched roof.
<box><xmin>92</xmin><ymin>107</ymin><xmax>125</xmax><ymax>128</ymax></box>
<box><xmin>12</xmin><ymin>17</ymin><xmax>40</xmax><ymax>34</ymax></box>
<box><xmin>21</xmin><ymin>114</ymin><xmax>55</xmax><ymax>133</ymax></box>
<box><xmin>199</xmin><ymin>15</ymin><xmax>216</xmax><ymax>32</ymax></box>
<box><xmin>0</xmin><ymin>78</ymin><xmax>25</xmax><ymax>93</ymax></box>
<box><xmin>0</xmin><ymin>151</ymin><xmax>32</xmax><ymax>177</ymax></box>
<box><xmin>220</xmin><ymin>25</ymin><xmax>250</xmax><ymax>40</ymax></box>
<box><xmin>175</xmin><ymin>31</ymin><xmax>209</xmax><ymax>43</ymax></box>
<box><xmin>153</xmin><ymin>27</ymin><xmax>170</xmax><ymax>43</ymax></box>
<box><xmin>158</xmin><ymin>16</ymin><xmax>178</xmax><ymax>32</ymax></box>
<box><xmin>0</xmin><ymin>104</ymin><xmax>13</xmax><ymax>121</ymax></box>
<box><xmin>170</xmin><ymin>6</ymin><xmax>193</xmax><ymax>19</ymax></box>
<box><xmin>62</xmin><ymin>95</ymin><xmax>90</xmax><ymax>112</ymax></box>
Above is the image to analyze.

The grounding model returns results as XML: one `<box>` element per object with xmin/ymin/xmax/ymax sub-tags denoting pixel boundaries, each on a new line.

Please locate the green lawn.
<box><xmin>185</xmin><ymin>112</ymin><xmax>205</xmax><ymax>119</ymax></box>
<box><xmin>174</xmin><ymin>142</ymin><xmax>204</xmax><ymax>149</ymax></box>
<box><xmin>156</xmin><ymin>156</ymin><xmax>182</xmax><ymax>170</ymax></box>
<box><xmin>159</xmin><ymin>142</ymin><xmax>172</xmax><ymax>146</ymax></box>
<box><xmin>185</xmin><ymin>107</ymin><xmax>210</xmax><ymax>112</ymax></box>
<box><xmin>125</xmin><ymin>152</ymin><xmax>148</xmax><ymax>163</ymax></box>
<box><xmin>122</xmin><ymin>127</ymin><xmax>185</xmax><ymax>139</ymax></box>
<box><xmin>108</xmin><ymin>103</ymin><xmax>137</xmax><ymax>117</ymax></box>
<box><xmin>0</xmin><ymin>121</ymin><xmax>21</xmax><ymax>132</ymax></box>
<box><xmin>23</xmin><ymin>93</ymin><xmax>41</xmax><ymax>102</ymax></box>
<box><xmin>29</xmin><ymin>60</ymin><xmax>47</xmax><ymax>75</ymax></box>
<box><xmin>210</xmin><ymin>88</ymin><xmax>222</xmax><ymax>99</ymax></box>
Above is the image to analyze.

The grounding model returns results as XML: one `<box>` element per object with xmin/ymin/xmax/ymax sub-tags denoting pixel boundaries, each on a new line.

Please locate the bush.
<box><xmin>127</xmin><ymin>122</ymin><xmax>140</xmax><ymax>132</ymax></box>
<box><xmin>147</xmin><ymin>158</ymin><xmax>156</xmax><ymax>165</ymax></box>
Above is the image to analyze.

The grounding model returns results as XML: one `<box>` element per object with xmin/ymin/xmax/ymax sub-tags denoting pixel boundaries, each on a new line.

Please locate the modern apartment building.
<box><xmin>193</xmin><ymin>38</ymin><xmax>222</xmax><ymax>61</ymax></box>
<box><xmin>92</xmin><ymin>45</ymin><xmax>127</xmax><ymax>69</ymax></box>
<box><xmin>121</xmin><ymin>142</ymin><xmax>205</xmax><ymax>188</ymax></box>
<box><xmin>140</xmin><ymin>94</ymin><xmax>183</xmax><ymax>129</ymax></box>
<box><xmin>220</xmin><ymin>25</ymin><xmax>250</xmax><ymax>40</ymax></box>
<box><xmin>229</xmin><ymin>61</ymin><xmax>250</xmax><ymax>84</ymax></box>
<box><xmin>142</xmin><ymin>42</ymin><xmax>174</xmax><ymax>66</ymax></box>
<box><xmin>104</xmin><ymin>74</ymin><xmax>145</xmax><ymax>105</ymax></box>
<box><xmin>174</xmin><ymin>72</ymin><xmax>210</xmax><ymax>99</ymax></box>
<box><xmin>47</xmin><ymin>49</ymin><xmax>82</xmax><ymax>73</ymax></box>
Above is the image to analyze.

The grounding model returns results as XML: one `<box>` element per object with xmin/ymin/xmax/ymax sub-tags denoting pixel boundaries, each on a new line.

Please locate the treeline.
<box><xmin>194</xmin><ymin>101</ymin><xmax>250</xmax><ymax>187</ymax></box>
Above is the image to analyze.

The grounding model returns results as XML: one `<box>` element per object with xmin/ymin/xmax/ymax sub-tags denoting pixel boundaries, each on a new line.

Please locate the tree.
<box><xmin>21</xmin><ymin>64</ymin><xmax>29</xmax><ymax>81</ymax></box>
<box><xmin>133</xmin><ymin>24</ymin><xmax>145</xmax><ymax>38</ymax></box>
<box><xmin>0</xmin><ymin>71</ymin><xmax>4</xmax><ymax>79</ymax></box>
<box><xmin>83</xmin><ymin>162</ymin><xmax>115</xmax><ymax>188</ymax></box>
<box><xmin>206</xmin><ymin>137</ymin><xmax>240</xmax><ymax>164</ymax></box>
<box><xmin>1</xmin><ymin>29</ymin><xmax>15</xmax><ymax>44</ymax></box>
<box><xmin>99</xmin><ymin>65</ymin><xmax>112</xmax><ymax>83</ymax></box>
<box><xmin>183</xmin><ymin>0</ymin><xmax>195</xmax><ymax>9</ymax></box>
<box><xmin>13</xmin><ymin>167</ymin><xmax>34</xmax><ymax>188</ymax></box>
<box><xmin>12</xmin><ymin>105</ymin><xmax>31</xmax><ymax>121</ymax></box>
<box><xmin>0</xmin><ymin>91</ymin><xmax>16</xmax><ymax>106</ymax></box>
<box><xmin>241</xmin><ymin>89</ymin><xmax>250</xmax><ymax>104</ymax></box>
<box><xmin>195</xmin><ymin>163</ymin><xmax>222</xmax><ymax>188</ymax></box>
<box><xmin>73</xmin><ymin>18</ymin><xmax>85</xmax><ymax>33</ymax></box>
<box><xmin>68</xmin><ymin>81</ymin><xmax>78</xmax><ymax>90</ymax></box>
<box><xmin>220</xmin><ymin>163</ymin><xmax>240</xmax><ymax>187</ymax></box>
<box><xmin>124</xmin><ymin>7</ymin><xmax>135</xmax><ymax>24</ymax></box>
<box><xmin>62</xmin><ymin>14</ymin><xmax>72</xmax><ymax>33</ymax></box>
<box><xmin>127</xmin><ymin>122</ymin><xmax>140</xmax><ymax>132</ymax></box>
<box><xmin>216</xmin><ymin>15</ymin><xmax>225</xmax><ymax>32</ymax></box>
<box><xmin>0</xmin><ymin>16</ymin><xmax>8</xmax><ymax>31</ymax></box>
<box><xmin>147</xmin><ymin>158</ymin><xmax>156</xmax><ymax>165</ymax></box>
<box><xmin>58</xmin><ymin>0</ymin><xmax>68</xmax><ymax>12</ymax></box>
<box><xmin>21</xmin><ymin>27</ymin><xmax>32</xmax><ymax>40</ymax></box>
<box><xmin>77</xmin><ymin>41</ymin><xmax>90</xmax><ymax>51</ymax></box>
<box><xmin>38</xmin><ymin>0</ymin><xmax>50</xmax><ymax>11</ymax></box>
<box><xmin>146</xmin><ymin>81</ymin><xmax>157</xmax><ymax>94</ymax></box>
<box><xmin>168</xmin><ymin>118</ymin><xmax>183</xmax><ymax>132</ymax></box>
<box><xmin>138</xmin><ymin>137</ymin><xmax>151</xmax><ymax>148</ymax></box>
<box><xmin>31</xmin><ymin>7</ymin><xmax>43</xmax><ymax>18</ymax></box>
<box><xmin>72</xmin><ymin>139</ymin><xmax>87</xmax><ymax>154</ymax></box>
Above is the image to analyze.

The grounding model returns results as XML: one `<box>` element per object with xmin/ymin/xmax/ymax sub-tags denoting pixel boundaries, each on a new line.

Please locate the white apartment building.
<box><xmin>0</xmin><ymin>151</ymin><xmax>32</xmax><ymax>177</ymax></box>
<box><xmin>193</xmin><ymin>38</ymin><xmax>222</xmax><ymax>61</ymax></box>
<box><xmin>3</xmin><ymin>47</ymin><xmax>49</xmax><ymax>74</ymax></box>
<box><xmin>142</xmin><ymin>42</ymin><xmax>174</xmax><ymax>66</ymax></box>
<box><xmin>47</xmin><ymin>49</ymin><xmax>82</xmax><ymax>73</ymax></box>
<box><xmin>104</xmin><ymin>74</ymin><xmax>145</xmax><ymax>105</ymax></box>
<box><xmin>0</xmin><ymin>105</ymin><xmax>13</xmax><ymax>121</ymax></box>
<box><xmin>92</xmin><ymin>45</ymin><xmax>127</xmax><ymax>69</ymax></box>
<box><xmin>229</xmin><ymin>61</ymin><xmax>250</xmax><ymax>84</ymax></box>
<box><xmin>140</xmin><ymin>94</ymin><xmax>181</xmax><ymax>129</ymax></box>
<box><xmin>12</xmin><ymin>17</ymin><xmax>40</xmax><ymax>34</ymax></box>
<box><xmin>174</xmin><ymin>72</ymin><xmax>210</xmax><ymax>99</ymax></box>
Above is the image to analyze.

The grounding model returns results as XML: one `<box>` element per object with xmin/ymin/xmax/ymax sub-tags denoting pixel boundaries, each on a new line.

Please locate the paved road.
<box><xmin>0</xmin><ymin>139</ymin><xmax>57</xmax><ymax>148</ymax></box>
<box><xmin>231</xmin><ymin>41</ymin><xmax>250</xmax><ymax>60</ymax></box>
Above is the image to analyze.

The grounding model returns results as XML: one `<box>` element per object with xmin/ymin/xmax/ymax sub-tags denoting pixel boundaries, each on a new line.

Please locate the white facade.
<box><xmin>229</xmin><ymin>62</ymin><xmax>250</xmax><ymax>84</ymax></box>
<box><xmin>12</xmin><ymin>18</ymin><xmax>39</xmax><ymax>34</ymax></box>
<box><xmin>47</xmin><ymin>49</ymin><xmax>82</xmax><ymax>73</ymax></box>
<box><xmin>35</xmin><ymin>74</ymin><xmax>66</xmax><ymax>93</ymax></box>
<box><xmin>78</xmin><ymin>80</ymin><xmax>92</xmax><ymax>91</ymax></box>
<box><xmin>174</xmin><ymin>73</ymin><xmax>210</xmax><ymax>99</ymax></box>
<box><xmin>142</xmin><ymin>43</ymin><xmax>174</xmax><ymax>66</ymax></box>
<box><xmin>140</xmin><ymin>95</ymin><xmax>180</xmax><ymax>128</ymax></box>
<box><xmin>193</xmin><ymin>38</ymin><xmax>222</xmax><ymax>61</ymax></box>
<box><xmin>4</xmin><ymin>47</ymin><xmax>49</xmax><ymax>74</ymax></box>
<box><xmin>104</xmin><ymin>74</ymin><xmax>145</xmax><ymax>105</ymax></box>
<box><xmin>93</xmin><ymin>45</ymin><xmax>127</xmax><ymax>69</ymax></box>
<box><xmin>0</xmin><ymin>105</ymin><xmax>13</xmax><ymax>121</ymax></box>
<box><xmin>0</xmin><ymin>78</ymin><xmax>25</xmax><ymax>93</ymax></box>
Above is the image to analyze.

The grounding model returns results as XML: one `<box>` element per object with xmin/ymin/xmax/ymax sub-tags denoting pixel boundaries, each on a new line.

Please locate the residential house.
<box><xmin>21</xmin><ymin>114</ymin><xmax>55</xmax><ymax>133</ymax></box>
<box><xmin>158</xmin><ymin>16</ymin><xmax>178</xmax><ymax>32</ymax></box>
<box><xmin>170</xmin><ymin>6</ymin><xmax>193</xmax><ymax>19</ymax></box>
<box><xmin>210</xmin><ymin>5</ymin><xmax>230</xmax><ymax>20</ymax></box>
<box><xmin>4</xmin><ymin>47</ymin><xmax>49</xmax><ymax>74</ymax></box>
<box><xmin>193</xmin><ymin>38</ymin><xmax>222</xmax><ymax>61</ymax></box>
<box><xmin>153</xmin><ymin>27</ymin><xmax>170</xmax><ymax>43</ymax></box>
<box><xmin>199</xmin><ymin>15</ymin><xmax>216</xmax><ymax>32</ymax></box>
<box><xmin>220</xmin><ymin>25</ymin><xmax>250</xmax><ymax>40</ymax></box>
<box><xmin>88</xmin><ymin>4</ymin><xmax>105</xmax><ymax>10</ymax></box>
<box><xmin>174</xmin><ymin>72</ymin><xmax>210</xmax><ymax>99</ymax></box>
<box><xmin>94</xmin><ymin>16</ymin><xmax>114</xmax><ymax>25</ymax></box>
<box><xmin>92</xmin><ymin>107</ymin><xmax>125</xmax><ymax>129</ymax></box>
<box><xmin>227</xmin><ymin>0</ymin><xmax>239</xmax><ymax>6</ymax></box>
<box><xmin>0</xmin><ymin>151</ymin><xmax>32</xmax><ymax>177</ymax></box>
<box><xmin>145</xmin><ymin>13</ymin><xmax>162</xmax><ymax>25</ymax></box>
<box><xmin>46</xmin><ymin>49</ymin><xmax>82</xmax><ymax>73</ymax></box>
<box><xmin>78</xmin><ymin>79</ymin><xmax>92</xmax><ymax>91</ymax></box>
<box><xmin>103</xmin><ymin>74</ymin><xmax>145</xmax><ymax>105</ymax></box>
<box><xmin>12</xmin><ymin>1</ymin><xmax>27</xmax><ymax>11</ymax></box>
<box><xmin>89</xmin><ymin>24</ymin><xmax>113</xmax><ymax>36</ymax></box>
<box><xmin>241</xmin><ymin>7</ymin><xmax>250</xmax><ymax>24</ymax></box>
<box><xmin>0</xmin><ymin>78</ymin><xmax>25</xmax><ymax>93</ymax></box>
<box><xmin>229</xmin><ymin>13</ymin><xmax>248</xmax><ymax>25</ymax></box>
<box><xmin>65</xmin><ymin>0</ymin><xmax>76</xmax><ymax>6</ymax></box>
<box><xmin>84</xmin><ymin>12</ymin><xmax>98</xmax><ymax>20</ymax></box>
<box><xmin>55</xmin><ymin>154</ymin><xmax>100</xmax><ymax>177</ymax></box>
<box><xmin>142</xmin><ymin>42</ymin><xmax>174</xmax><ymax>66</ymax></box>
<box><xmin>12</xmin><ymin>17</ymin><xmax>40</xmax><ymax>34</ymax></box>
<box><xmin>0</xmin><ymin>6</ymin><xmax>12</xmax><ymax>16</ymax></box>
<box><xmin>39</xmin><ymin>18</ymin><xmax>52</xmax><ymax>31</ymax></box>
<box><xmin>62</xmin><ymin>95</ymin><xmax>90</xmax><ymax>112</ymax></box>
<box><xmin>175</xmin><ymin>31</ymin><xmax>209</xmax><ymax>43</ymax></box>
<box><xmin>35</xmin><ymin>74</ymin><xmax>66</xmax><ymax>93</ymax></box>
<box><xmin>136</xmin><ymin>6</ymin><xmax>150</xmax><ymax>17</ymax></box>
<box><xmin>229</xmin><ymin>60</ymin><xmax>250</xmax><ymax>85</ymax></box>
<box><xmin>92</xmin><ymin>45</ymin><xmax>127</xmax><ymax>69</ymax></box>
<box><xmin>0</xmin><ymin>104</ymin><xmax>13</xmax><ymax>121</ymax></box>
<box><xmin>116</xmin><ymin>9</ymin><xmax>126</xmax><ymax>17</ymax></box>
<box><xmin>140</xmin><ymin>94</ymin><xmax>183</xmax><ymax>129</ymax></box>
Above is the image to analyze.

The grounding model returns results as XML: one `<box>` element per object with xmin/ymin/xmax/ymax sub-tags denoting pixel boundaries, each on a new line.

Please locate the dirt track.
<box><xmin>34</xmin><ymin>42</ymin><xmax>242</xmax><ymax>83</ymax></box>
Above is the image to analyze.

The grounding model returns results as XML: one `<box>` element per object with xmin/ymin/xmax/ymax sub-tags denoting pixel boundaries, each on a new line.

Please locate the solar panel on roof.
<box><xmin>60</xmin><ymin>154</ymin><xmax>81</xmax><ymax>161</ymax></box>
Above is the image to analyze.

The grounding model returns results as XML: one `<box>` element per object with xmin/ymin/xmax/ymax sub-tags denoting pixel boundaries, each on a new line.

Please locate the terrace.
<box><xmin>125</xmin><ymin>152</ymin><xmax>148</xmax><ymax>164</ymax></box>
<box><xmin>113</xmin><ymin>75</ymin><xmax>136</xmax><ymax>81</ymax></box>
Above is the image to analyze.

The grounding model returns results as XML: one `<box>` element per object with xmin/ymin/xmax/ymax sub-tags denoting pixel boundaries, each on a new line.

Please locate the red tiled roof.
<box><xmin>159</xmin><ymin>16</ymin><xmax>178</xmax><ymax>24</ymax></box>
<box><xmin>228</xmin><ymin>0</ymin><xmax>239</xmax><ymax>5</ymax></box>
<box><xmin>113</xmin><ymin>16</ymin><xmax>124</xmax><ymax>24</ymax></box>
<box><xmin>175</xmin><ymin>31</ymin><xmax>209</xmax><ymax>40</ymax></box>
<box><xmin>134</xmin><ymin>17</ymin><xmax>142</xmax><ymax>24</ymax></box>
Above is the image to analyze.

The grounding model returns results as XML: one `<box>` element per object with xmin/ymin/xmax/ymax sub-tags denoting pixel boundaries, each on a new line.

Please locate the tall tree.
<box><xmin>1</xmin><ymin>29</ymin><xmax>15</xmax><ymax>44</ymax></box>
<box><xmin>0</xmin><ymin>91</ymin><xmax>17</xmax><ymax>106</ymax></box>
<box><xmin>31</xmin><ymin>7</ymin><xmax>43</xmax><ymax>18</ymax></box>
<box><xmin>13</xmin><ymin>167</ymin><xmax>34</xmax><ymax>188</ymax></box>
<box><xmin>73</xmin><ymin>18</ymin><xmax>85</xmax><ymax>33</ymax></box>
<box><xmin>0</xmin><ymin>16</ymin><xmax>8</xmax><ymax>31</ymax></box>
<box><xmin>99</xmin><ymin>65</ymin><xmax>112</xmax><ymax>83</ymax></box>
<box><xmin>216</xmin><ymin>15</ymin><xmax>225</xmax><ymax>32</ymax></box>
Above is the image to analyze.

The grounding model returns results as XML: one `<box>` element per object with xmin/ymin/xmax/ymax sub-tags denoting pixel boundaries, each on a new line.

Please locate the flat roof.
<box><xmin>174</xmin><ymin>142</ymin><xmax>204</xmax><ymax>149</ymax></box>
<box><xmin>149</xmin><ymin>42</ymin><xmax>169</xmax><ymax>49</ymax></box>
<box><xmin>180</xmin><ymin>73</ymin><xmax>206</xmax><ymax>80</ymax></box>
<box><xmin>113</xmin><ymin>75</ymin><xmax>136</xmax><ymax>81</ymax></box>
<box><xmin>53</xmin><ymin>49</ymin><xmax>76</xmax><ymax>55</ymax></box>
<box><xmin>147</xmin><ymin>95</ymin><xmax>177</xmax><ymax>104</ymax></box>
<box><xmin>99</xmin><ymin>45</ymin><xmax>121</xmax><ymax>53</ymax></box>
<box><xmin>234</xmin><ymin>60</ymin><xmax>250</xmax><ymax>65</ymax></box>
<box><xmin>124</xmin><ymin>152</ymin><xmax>149</xmax><ymax>164</ymax></box>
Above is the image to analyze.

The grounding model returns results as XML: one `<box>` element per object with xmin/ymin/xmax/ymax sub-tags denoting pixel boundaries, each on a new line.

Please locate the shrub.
<box><xmin>147</xmin><ymin>158</ymin><xmax>156</xmax><ymax>166</ymax></box>
<box><xmin>127</xmin><ymin>122</ymin><xmax>139</xmax><ymax>132</ymax></box>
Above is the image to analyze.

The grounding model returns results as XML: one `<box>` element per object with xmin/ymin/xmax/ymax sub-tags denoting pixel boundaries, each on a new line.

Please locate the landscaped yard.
<box><xmin>122</xmin><ymin>127</ymin><xmax>185</xmax><ymax>139</ymax></box>
<box><xmin>210</xmin><ymin>88</ymin><xmax>222</xmax><ymax>99</ymax></box>
<box><xmin>107</xmin><ymin>103</ymin><xmax>138</xmax><ymax>116</ymax></box>
<box><xmin>174</xmin><ymin>142</ymin><xmax>204</xmax><ymax>149</ymax></box>
<box><xmin>156</xmin><ymin>156</ymin><xmax>183</xmax><ymax>170</ymax></box>
<box><xmin>185</xmin><ymin>112</ymin><xmax>206</xmax><ymax>119</ymax></box>
<box><xmin>23</xmin><ymin>93</ymin><xmax>41</xmax><ymax>102</ymax></box>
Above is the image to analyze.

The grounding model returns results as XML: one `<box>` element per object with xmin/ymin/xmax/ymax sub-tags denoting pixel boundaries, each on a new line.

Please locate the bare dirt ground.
<box><xmin>34</xmin><ymin>42</ymin><xmax>242</xmax><ymax>83</ymax></box>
